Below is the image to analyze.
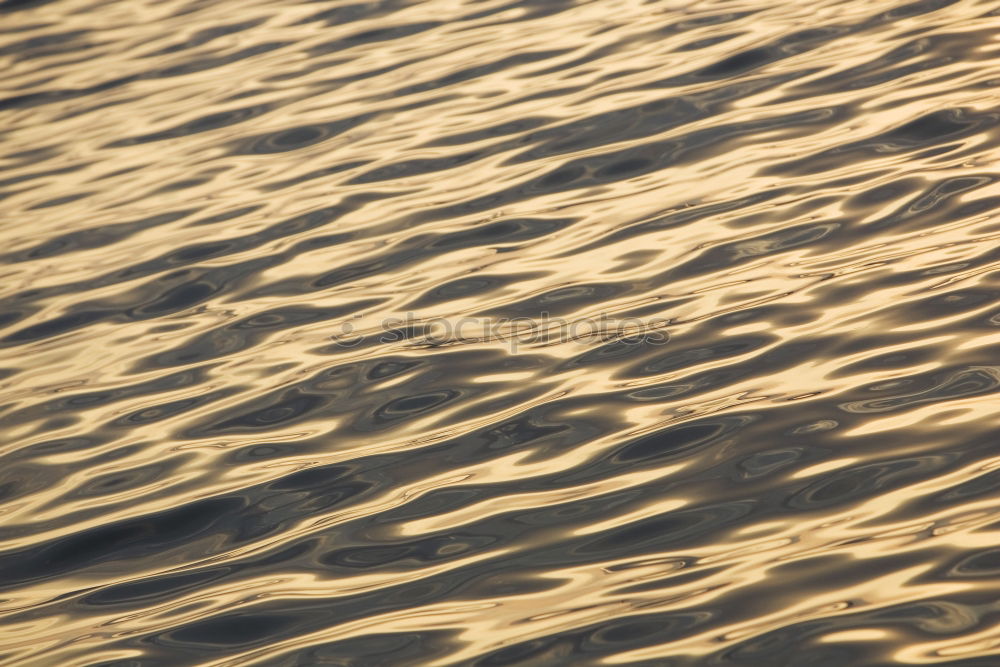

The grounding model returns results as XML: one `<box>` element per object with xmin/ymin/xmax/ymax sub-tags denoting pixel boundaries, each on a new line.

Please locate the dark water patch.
<box><xmin>142</xmin><ymin>18</ymin><xmax>268</xmax><ymax>57</ymax></box>
<box><xmin>106</xmin><ymin>102</ymin><xmax>275</xmax><ymax>146</ymax></box>
<box><xmin>229</xmin><ymin>113</ymin><xmax>375</xmax><ymax>155</ymax></box>
<box><xmin>0</xmin><ymin>497</ymin><xmax>246</xmax><ymax>587</ymax></box>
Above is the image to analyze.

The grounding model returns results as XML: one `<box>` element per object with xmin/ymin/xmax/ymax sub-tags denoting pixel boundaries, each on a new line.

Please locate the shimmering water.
<box><xmin>3</xmin><ymin>0</ymin><xmax>1000</xmax><ymax>664</ymax></box>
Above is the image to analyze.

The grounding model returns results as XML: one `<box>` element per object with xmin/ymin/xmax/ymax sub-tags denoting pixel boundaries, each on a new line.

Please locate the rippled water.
<box><xmin>3</xmin><ymin>0</ymin><xmax>1000</xmax><ymax>664</ymax></box>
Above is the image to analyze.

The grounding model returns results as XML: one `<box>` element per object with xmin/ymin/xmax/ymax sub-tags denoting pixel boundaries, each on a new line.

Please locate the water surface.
<box><xmin>3</xmin><ymin>0</ymin><xmax>1000</xmax><ymax>664</ymax></box>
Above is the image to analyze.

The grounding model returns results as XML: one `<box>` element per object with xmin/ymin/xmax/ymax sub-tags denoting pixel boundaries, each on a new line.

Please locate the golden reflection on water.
<box><xmin>4</xmin><ymin>0</ymin><xmax>1000</xmax><ymax>663</ymax></box>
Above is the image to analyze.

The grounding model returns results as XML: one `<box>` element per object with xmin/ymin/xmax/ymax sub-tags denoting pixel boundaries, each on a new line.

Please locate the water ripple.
<box><xmin>3</xmin><ymin>0</ymin><xmax>1000</xmax><ymax>664</ymax></box>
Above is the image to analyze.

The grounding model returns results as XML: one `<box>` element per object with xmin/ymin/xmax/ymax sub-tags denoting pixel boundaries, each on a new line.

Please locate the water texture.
<box><xmin>3</xmin><ymin>0</ymin><xmax>1000</xmax><ymax>664</ymax></box>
